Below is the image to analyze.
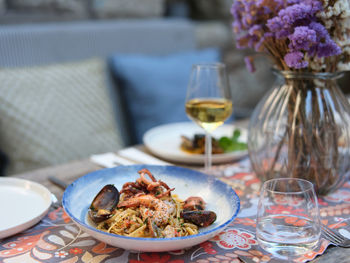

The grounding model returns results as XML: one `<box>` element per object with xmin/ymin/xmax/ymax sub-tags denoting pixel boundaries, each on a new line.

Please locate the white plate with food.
<box><xmin>143</xmin><ymin>122</ymin><xmax>248</xmax><ymax>164</ymax></box>
<box><xmin>62</xmin><ymin>165</ymin><xmax>240</xmax><ymax>252</ymax></box>
<box><xmin>0</xmin><ymin>178</ymin><xmax>52</xmax><ymax>239</ymax></box>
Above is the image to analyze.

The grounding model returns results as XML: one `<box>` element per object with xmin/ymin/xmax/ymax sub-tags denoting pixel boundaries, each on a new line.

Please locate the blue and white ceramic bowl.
<box><xmin>63</xmin><ymin>165</ymin><xmax>240</xmax><ymax>252</ymax></box>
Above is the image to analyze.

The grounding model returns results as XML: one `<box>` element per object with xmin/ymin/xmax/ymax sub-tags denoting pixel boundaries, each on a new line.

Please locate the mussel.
<box><xmin>181</xmin><ymin>210</ymin><xmax>217</xmax><ymax>227</ymax></box>
<box><xmin>89</xmin><ymin>184</ymin><xmax>119</xmax><ymax>223</ymax></box>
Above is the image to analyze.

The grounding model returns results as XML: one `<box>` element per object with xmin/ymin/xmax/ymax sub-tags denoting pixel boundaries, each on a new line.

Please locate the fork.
<box><xmin>321</xmin><ymin>224</ymin><xmax>350</xmax><ymax>247</ymax></box>
<box><xmin>48</xmin><ymin>176</ymin><xmax>68</xmax><ymax>190</ymax></box>
<box><xmin>51</xmin><ymin>193</ymin><xmax>62</xmax><ymax>209</ymax></box>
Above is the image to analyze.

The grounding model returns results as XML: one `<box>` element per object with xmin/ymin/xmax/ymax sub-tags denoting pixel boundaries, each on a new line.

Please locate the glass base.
<box><xmin>257</xmin><ymin>237</ymin><xmax>319</xmax><ymax>261</ymax></box>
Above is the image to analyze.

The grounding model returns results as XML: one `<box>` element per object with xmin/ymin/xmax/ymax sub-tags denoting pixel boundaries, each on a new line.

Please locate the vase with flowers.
<box><xmin>231</xmin><ymin>0</ymin><xmax>350</xmax><ymax>194</ymax></box>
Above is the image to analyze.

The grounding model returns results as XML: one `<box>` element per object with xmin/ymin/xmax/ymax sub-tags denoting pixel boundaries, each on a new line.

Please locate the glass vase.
<box><xmin>248</xmin><ymin>69</ymin><xmax>350</xmax><ymax>195</ymax></box>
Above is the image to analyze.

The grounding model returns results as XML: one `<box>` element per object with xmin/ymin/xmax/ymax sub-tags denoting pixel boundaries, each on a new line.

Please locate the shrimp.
<box><xmin>118</xmin><ymin>195</ymin><xmax>171</xmax><ymax>226</ymax></box>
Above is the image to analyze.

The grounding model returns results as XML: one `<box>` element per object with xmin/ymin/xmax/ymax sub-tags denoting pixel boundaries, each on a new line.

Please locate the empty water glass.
<box><xmin>256</xmin><ymin>178</ymin><xmax>321</xmax><ymax>261</ymax></box>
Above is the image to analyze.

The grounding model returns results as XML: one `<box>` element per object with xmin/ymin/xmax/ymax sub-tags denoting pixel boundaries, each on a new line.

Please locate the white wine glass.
<box><xmin>185</xmin><ymin>63</ymin><xmax>232</xmax><ymax>173</ymax></box>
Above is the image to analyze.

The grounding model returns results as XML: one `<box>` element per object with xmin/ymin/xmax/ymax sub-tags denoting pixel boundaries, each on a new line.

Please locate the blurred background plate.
<box><xmin>0</xmin><ymin>178</ymin><xmax>52</xmax><ymax>239</ymax></box>
<box><xmin>63</xmin><ymin>165</ymin><xmax>240</xmax><ymax>252</ymax></box>
<box><xmin>143</xmin><ymin>122</ymin><xmax>248</xmax><ymax>164</ymax></box>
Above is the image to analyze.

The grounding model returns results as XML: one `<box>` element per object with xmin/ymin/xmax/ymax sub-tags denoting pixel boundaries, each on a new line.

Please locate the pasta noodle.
<box><xmin>89</xmin><ymin>168</ymin><xmax>210</xmax><ymax>238</ymax></box>
<box><xmin>96</xmin><ymin>196</ymin><xmax>198</xmax><ymax>238</ymax></box>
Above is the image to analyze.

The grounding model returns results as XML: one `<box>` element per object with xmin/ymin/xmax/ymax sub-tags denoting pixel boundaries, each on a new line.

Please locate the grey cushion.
<box><xmin>0</xmin><ymin>58</ymin><xmax>124</xmax><ymax>175</ymax></box>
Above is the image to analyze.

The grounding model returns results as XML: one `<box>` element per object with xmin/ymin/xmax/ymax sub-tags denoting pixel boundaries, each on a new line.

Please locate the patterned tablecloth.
<box><xmin>1</xmin><ymin>158</ymin><xmax>350</xmax><ymax>263</ymax></box>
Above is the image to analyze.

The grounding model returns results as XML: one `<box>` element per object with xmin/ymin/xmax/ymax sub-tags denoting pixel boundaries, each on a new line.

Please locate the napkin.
<box><xmin>90</xmin><ymin>152</ymin><xmax>136</xmax><ymax>168</ymax></box>
<box><xmin>118</xmin><ymin>147</ymin><xmax>171</xmax><ymax>165</ymax></box>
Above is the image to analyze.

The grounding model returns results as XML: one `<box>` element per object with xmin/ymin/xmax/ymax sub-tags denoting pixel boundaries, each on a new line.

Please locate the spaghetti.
<box><xmin>89</xmin><ymin>168</ymin><xmax>216</xmax><ymax>238</ymax></box>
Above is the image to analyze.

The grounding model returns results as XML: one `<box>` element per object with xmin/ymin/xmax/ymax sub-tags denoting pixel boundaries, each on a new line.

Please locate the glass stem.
<box><xmin>205</xmin><ymin>131</ymin><xmax>212</xmax><ymax>173</ymax></box>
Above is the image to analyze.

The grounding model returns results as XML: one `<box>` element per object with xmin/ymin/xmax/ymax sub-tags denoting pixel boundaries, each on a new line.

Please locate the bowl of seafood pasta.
<box><xmin>62</xmin><ymin>165</ymin><xmax>240</xmax><ymax>252</ymax></box>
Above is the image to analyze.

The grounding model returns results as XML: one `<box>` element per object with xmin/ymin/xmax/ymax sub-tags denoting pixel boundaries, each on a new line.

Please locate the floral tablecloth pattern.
<box><xmin>1</xmin><ymin>159</ymin><xmax>350</xmax><ymax>263</ymax></box>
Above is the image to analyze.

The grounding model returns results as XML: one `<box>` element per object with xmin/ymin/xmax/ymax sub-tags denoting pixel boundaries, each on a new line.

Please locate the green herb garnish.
<box><xmin>218</xmin><ymin>129</ymin><xmax>248</xmax><ymax>153</ymax></box>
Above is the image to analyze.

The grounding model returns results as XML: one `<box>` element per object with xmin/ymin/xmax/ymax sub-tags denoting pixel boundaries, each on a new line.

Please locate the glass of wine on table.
<box><xmin>185</xmin><ymin>63</ymin><xmax>232</xmax><ymax>173</ymax></box>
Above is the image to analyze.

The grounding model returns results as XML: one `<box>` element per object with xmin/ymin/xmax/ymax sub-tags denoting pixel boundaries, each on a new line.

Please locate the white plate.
<box><xmin>0</xmin><ymin>178</ymin><xmax>52</xmax><ymax>239</ymax></box>
<box><xmin>143</xmin><ymin>122</ymin><xmax>248</xmax><ymax>164</ymax></box>
<box><xmin>63</xmin><ymin>165</ymin><xmax>240</xmax><ymax>252</ymax></box>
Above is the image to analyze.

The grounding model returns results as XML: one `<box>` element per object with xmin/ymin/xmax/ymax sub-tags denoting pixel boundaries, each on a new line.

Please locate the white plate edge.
<box><xmin>143</xmin><ymin>122</ymin><xmax>248</xmax><ymax>164</ymax></box>
<box><xmin>0</xmin><ymin>177</ymin><xmax>52</xmax><ymax>239</ymax></box>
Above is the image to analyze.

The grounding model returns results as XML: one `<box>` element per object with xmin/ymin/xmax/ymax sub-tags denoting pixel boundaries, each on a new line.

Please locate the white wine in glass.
<box><xmin>185</xmin><ymin>63</ymin><xmax>232</xmax><ymax>172</ymax></box>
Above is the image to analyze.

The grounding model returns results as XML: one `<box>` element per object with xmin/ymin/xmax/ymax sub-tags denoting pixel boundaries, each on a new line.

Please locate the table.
<box><xmin>2</xmin><ymin>147</ymin><xmax>350</xmax><ymax>262</ymax></box>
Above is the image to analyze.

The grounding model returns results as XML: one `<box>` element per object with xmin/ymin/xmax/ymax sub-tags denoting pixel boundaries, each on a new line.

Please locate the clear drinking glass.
<box><xmin>256</xmin><ymin>178</ymin><xmax>321</xmax><ymax>261</ymax></box>
<box><xmin>185</xmin><ymin>63</ymin><xmax>232</xmax><ymax>172</ymax></box>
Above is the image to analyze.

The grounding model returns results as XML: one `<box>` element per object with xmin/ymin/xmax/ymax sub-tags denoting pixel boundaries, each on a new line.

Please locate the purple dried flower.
<box><xmin>267</xmin><ymin>1</ymin><xmax>323</xmax><ymax>39</ymax></box>
<box><xmin>232</xmin><ymin>21</ymin><xmax>241</xmax><ymax>33</ymax></box>
<box><xmin>287</xmin><ymin>0</ymin><xmax>301</xmax><ymax>4</ymax></box>
<box><xmin>288</xmin><ymin>26</ymin><xmax>317</xmax><ymax>51</ymax></box>
<box><xmin>307</xmin><ymin>0</ymin><xmax>323</xmax><ymax>14</ymax></box>
<box><xmin>307</xmin><ymin>22</ymin><xmax>342</xmax><ymax>58</ymax></box>
<box><xmin>309</xmin><ymin>22</ymin><xmax>331</xmax><ymax>42</ymax></box>
<box><xmin>266</xmin><ymin>17</ymin><xmax>286</xmax><ymax>38</ymax></box>
<box><xmin>248</xmin><ymin>35</ymin><xmax>259</xmax><ymax>49</ymax></box>
<box><xmin>284</xmin><ymin>51</ymin><xmax>308</xmax><ymax>68</ymax></box>
<box><xmin>231</xmin><ymin>0</ymin><xmax>341</xmax><ymax>71</ymax></box>
<box><xmin>249</xmin><ymin>24</ymin><xmax>263</xmax><ymax>37</ymax></box>
<box><xmin>254</xmin><ymin>39</ymin><xmax>265</xmax><ymax>52</ymax></box>
<box><xmin>255</xmin><ymin>32</ymin><xmax>273</xmax><ymax>52</ymax></box>
<box><xmin>257</xmin><ymin>0</ymin><xmax>285</xmax><ymax>10</ymax></box>
<box><xmin>231</xmin><ymin>0</ymin><xmax>290</xmax><ymax>49</ymax></box>
<box><xmin>244</xmin><ymin>56</ymin><xmax>256</xmax><ymax>72</ymax></box>
<box><xmin>231</xmin><ymin>1</ymin><xmax>245</xmax><ymax>33</ymax></box>
<box><xmin>316</xmin><ymin>41</ymin><xmax>342</xmax><ymax>58</ymax></box>
<box><xmin>278</xmin><ymin>4</ymin><xmax>312</xmax><ymax>24</ymax></box>
<box><xmin>242</xmin><ymin>14</ymin><xmax>255</xmax><ymax>28</ymax></box>
<box><xmin>237</xmin><ymin>33</ymin><xmax>259</xmax><ymax>50</ymax></box>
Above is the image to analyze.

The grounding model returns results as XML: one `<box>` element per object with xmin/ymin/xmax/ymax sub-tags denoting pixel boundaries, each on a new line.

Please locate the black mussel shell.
<box><xmin>89</xmin><ymin>184</ymin><xmax>119</xmax><ymax>223</ymax></box>
<box><xmin>181</xmin><ymin>210</ymin><xmax>217</xmax><ymax>227</ymax></box>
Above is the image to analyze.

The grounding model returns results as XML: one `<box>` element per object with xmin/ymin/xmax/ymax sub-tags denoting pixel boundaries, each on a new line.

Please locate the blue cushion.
<box><xmin>110</xmin><ymin>48</ymin><xmax>221</xmax><ymax>144</ymax></box>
